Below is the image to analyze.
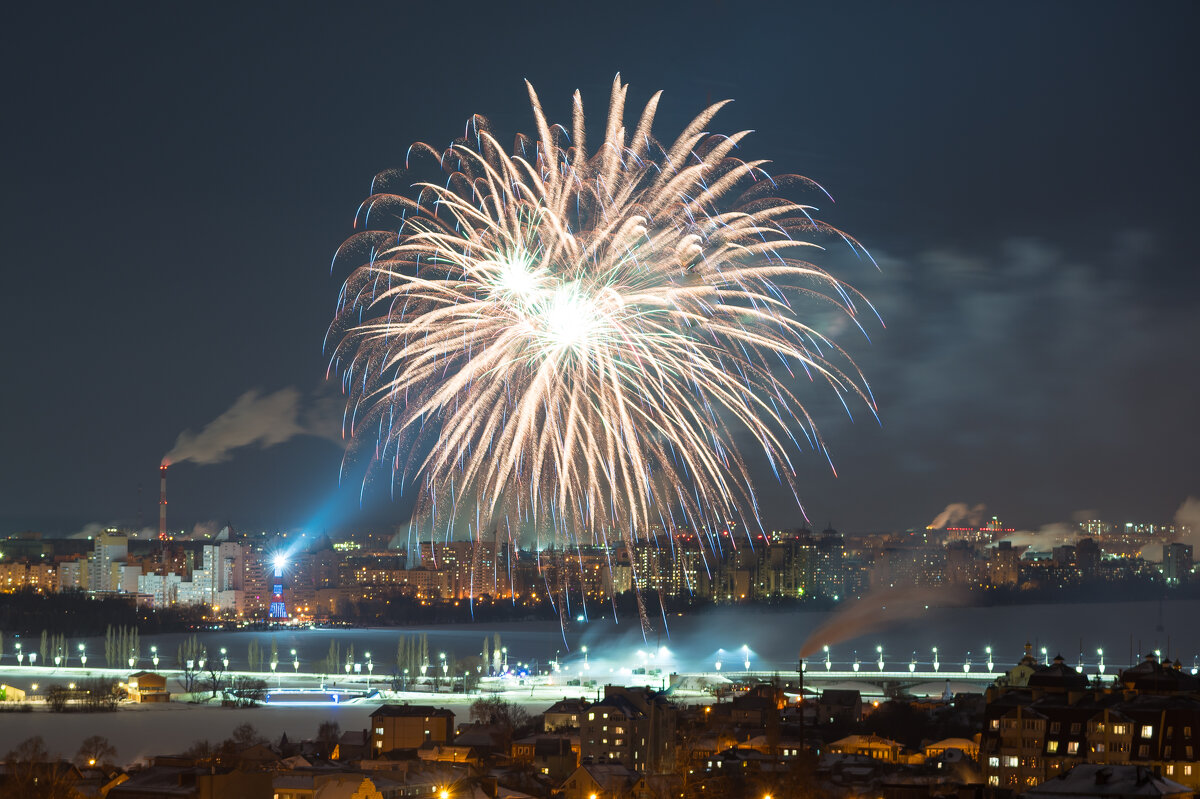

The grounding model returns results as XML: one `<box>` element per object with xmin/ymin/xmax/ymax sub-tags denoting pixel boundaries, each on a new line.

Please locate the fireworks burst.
<box><xmin>328</xmin><ymin>76</ymin><xmax>880</xmax><ymax>628</ymax></box>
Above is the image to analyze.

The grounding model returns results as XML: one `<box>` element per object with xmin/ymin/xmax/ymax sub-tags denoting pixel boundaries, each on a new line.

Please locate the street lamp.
<box><xmin>291</xmin><ymin>649</ymin><xmax>299</xmax><ymax>673</ymax></box>
<box><xmin>909</xmin><ymin>652</ymin><xmax>916</xmax><ymax>673</ymax></box>
<box><xmin>128</xmin><ymin>647</ymin><xmax>136</xmax><ymax>669</ymax></box>
<box><xmin>54</xmin><ymin>647</ymin><xmax>62</xmax><ymax>668</ymax></box>
<box><xmin>852</xmin><ymin>652</ymin><xmax>860</xmax><ymax>672</ymax></box>
<box><xmin>15</xmin><ymin>643</ymin><xmax>23</xmax><ymax>666</ymax></box>
<box><xmin>366</xmin><ymin>652</ymin><xmax>374</xmax><ymax>689</ymax></box>
<box><xmin>876</xmin><ymin>645</ymin><xmax>884</xmax><ymax>671</ymax></box>
<box><xmin>151</xmin><ymin>645</ymin><xmax>159</xmax><ymax>668</ymax></box>
<box><xmin>932</xmin><ymin>647</ymin><xmax>940</xmax><ymax>672</ymax></box>
<box><xmin>1040</xmin><ymin>646</ymin><xmax>1048</xmax><ymax>666</ymax></box>
<box><xmin>1098</xmin><ymin>648</ymin><xmax>1106</xmax><ymax>675</ymax></box>
<box><xmin>824</xmin><ymin>645</ymin><xmax>831</xmax><ymax>671</ymax></box>
<box><xmin>78</xmin><ymin>643</ymin><xmax>87</xmax><ymax>668</ymax></box>
<box><xmin>220</xmin><ymin>648</ymin><xmax>228</xmax><ymax>670</ymax></box>
<box><xmin>715</xmin><ymin>648</ymin><xmax>723</xmax><ymax>673</ymax></box>
<box><xmin>986</xmin><ymin>646</ymin><xmax>994</xmax><ymax>672</ymax></box>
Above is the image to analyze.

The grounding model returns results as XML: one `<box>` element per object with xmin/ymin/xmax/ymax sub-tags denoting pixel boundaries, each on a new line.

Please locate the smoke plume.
<box><xmin>927</xmin><ymin>502</ymin><xmax>987</xmax><ymax>529</ymax></box>
<box><xmin>994</xmin><ymin>522</ymin><xmax>1080</xmax><ymax>551</ymax></box>
<box><xmin>163</xmin><ymin>387</ymin><xmax>342</xmax><ymax>466</ymax></box>
<box><xmin>799</xmin><ymin>585</ymin><xmax>970</xmax><ymax>657</ymax></box>
<box><xmin>1173</xmin><ymin>496</ymin><xmax>1200</xmax><ymax>549</ymax></box>
<box><xmin>70</xmin><ymin>522</ymin><xmax>156</xmax><ymax>540</ymax></box>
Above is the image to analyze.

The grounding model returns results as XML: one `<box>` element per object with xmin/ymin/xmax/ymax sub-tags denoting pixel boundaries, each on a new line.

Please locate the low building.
<box><xmin>924</xmin><ymin>738</ymin><xmax>980</xmax><ymax>761</ymax></box>
<box><xmin>818</xmin><ymin>689</ymin><xmax>864</xmax><ymax>724</ymax></box>
<box><xmin>107</xmin><ymin>767</ymin><xmax>272</xmax><ymax>798</ymax></box>
<box><xmin>544</xmin><ymin>697</ymin><xmax>591</xmax><ymax>732</ymax></box>
<box><xmin>126</xmin><ymin>671</ymin><xmax>170</xmax><ymax>703</ymax></box>
<box><xmin>512</xmin><ymin>735</ymin><xmax>580</xmax><ymax>781</ymax></box>
<box><xmin>1022</xmin><ymin>764</ymin><xmax>1192</xmax><ymax>799</ymax></box>
<box><xmin>580</xmin><ymin>686</ymin><xmax>676</xmax><ymax>772</ymax></box>
<box><xmin>829</xmin><ymin>734</ymin><xmax>909</xmax><ymax>763</ymax></box>
<box><xmin>273</xmin><ymin>773</ymin><xmax>387</xmax><ymax>799</ymax></box>
<box><xmin>0</xmin><ymin>684</ymin><xmax>27</xmax><ymax>702</ymax></box>
<box><xmin>559</xmin><ymin>764</ymin><xmax>638</xmax><ymax>799</ymax></box>
<box><xmin>370</xmin><ymin>705</ymin><xmax>455</xmax><ymax>753</ymax></box>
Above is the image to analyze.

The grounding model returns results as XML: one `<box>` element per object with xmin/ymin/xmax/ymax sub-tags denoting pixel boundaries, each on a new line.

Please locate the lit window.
<box><xmin>1004</xmin><ymin>756</ymin><xmax>1019</xmax><ymax>768</ymax></box>
<box><xmin>1046</xmin><ymin>741</ymin><xmax>1058</xmax><ymax>754</ymax></box>
<box><xmin>991</xmin><ymin>720</ymin><xmax>1000</xmax><ymax>730</ymax></box>
<box><xmin>1067</xmin><ymin>743</ymin><xmax>1079</xmax><ymax>755</ymax></box>
<box><xmin>989</xmin><ymin>757</ymin><xmax>1000</xmax><ymax>768</ymax></box>
<box><xmin>1142</xmin><ymin>726</ymin><xmax>1154</xmax><ymax>739</ymax></box>
<box><xmin>988</xmin><ymin>776</ymin><xmax>1000</xmax><ymax>786</ymax></box>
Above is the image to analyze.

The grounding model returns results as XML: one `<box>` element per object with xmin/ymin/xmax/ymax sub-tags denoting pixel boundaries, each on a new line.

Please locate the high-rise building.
<box><xmin>987</xmin><ymin>541</ymin><xmax>1020</xmax><ymax>586</ymax></box>
<box><xmin>1163</xmin><ymin>542</ymin><xmax>1194</xmax><ymax>585</ymax></box>
<box><xmin>1076</xmin><ymin>538</ymin><xmax>1101</xmax><ymax>579</ymax></box>
<box><xmin>813</xmin><ymin>528</ymin><xmax>845</xmax><ymax>599</ymax></box>
<box><xmin>88</xmin><ymin>530</ymin><xmax>128</xmax><ymax>593</ymax></box>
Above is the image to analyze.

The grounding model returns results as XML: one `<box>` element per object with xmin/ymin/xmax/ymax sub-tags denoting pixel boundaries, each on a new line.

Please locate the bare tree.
<box><xmin>205</xmin><ymin>658</ymin><xmax>228</xmax><ymax>699</ymax></box>
<box><xmin>3</xmin><ymin>735</ymin><xmax>78</xmax><ymax>799</ymax></box>
<box><xmin>470</xmin><ymin>696</ymin><xmax>531</xmax><ymax>732</ymax></box>
<box><xmin>229</xmin><ymin>676</ymin><xmax>268</xmax><ymax>707</ymax></box>
<box><xmin>75</xmin><ymin>736</ymin><xmax>117</xmax><ymax>768</ymax></box>
<box><xmin>316</xmin><ymin>721</ymin><xmax>341</xmax><ymax>757</ymax></box>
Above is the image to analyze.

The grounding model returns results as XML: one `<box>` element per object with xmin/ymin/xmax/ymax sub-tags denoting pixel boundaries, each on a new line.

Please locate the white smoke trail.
<box><xmin>164</xmin><ymin>387</ymin><xmax>342</xmax><ymax>466</ymax></box>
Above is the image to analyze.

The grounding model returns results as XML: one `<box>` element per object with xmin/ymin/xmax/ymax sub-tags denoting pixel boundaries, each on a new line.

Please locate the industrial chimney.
<box><xmin>158</xmin><ymin>462</ymin><xmax>168</xmax><ymax>540</ymax></box>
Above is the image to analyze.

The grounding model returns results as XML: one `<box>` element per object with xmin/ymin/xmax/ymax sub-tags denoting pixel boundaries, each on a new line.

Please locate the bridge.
<box><xmin>670</xmin><ymin>661</ymin><xmax>1116</xmax><ymax>697</ymax></box>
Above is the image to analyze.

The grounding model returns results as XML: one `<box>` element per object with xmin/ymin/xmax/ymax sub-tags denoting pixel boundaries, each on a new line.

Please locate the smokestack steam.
<box><xmin>927</xmin><ymin>502</ymin><xmax>987</xmax><ymax>529</ymax></box>
<box><xmin>163</xmin><ymin>387</ymin><xmax>342</xmax><ymax>466</ymax></box>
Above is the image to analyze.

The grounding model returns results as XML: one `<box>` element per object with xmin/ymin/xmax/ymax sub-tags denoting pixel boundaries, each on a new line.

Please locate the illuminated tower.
<box><xmin>269</xmin><ymin>556</ymin><xmax>288</xmax><ymax>619</ymax></box>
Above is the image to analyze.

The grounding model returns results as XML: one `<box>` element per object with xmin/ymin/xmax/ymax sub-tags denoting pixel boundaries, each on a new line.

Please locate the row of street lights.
<box><xmin>12</xmin><ymin>642</ymin><xmax>165</xmax><ymax>670</ymax></box>
<box><xmin>720</xmin><ymin>645</ymin><xmax>1130</xmax><ymax>675</ymax></box>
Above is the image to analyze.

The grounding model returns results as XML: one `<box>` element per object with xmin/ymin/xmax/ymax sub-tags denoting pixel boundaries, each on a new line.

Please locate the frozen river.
<box><xmin>0</xmin><ymin>597</ymin><xmax>1195</xmax><ymax>763</ymax></box>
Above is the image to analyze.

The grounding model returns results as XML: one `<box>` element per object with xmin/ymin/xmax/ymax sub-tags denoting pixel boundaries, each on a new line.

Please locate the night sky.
<box><xmin>4</xmin><ymin>1</ymin><xmax>1197</xmax><ymax>538</ymax></box>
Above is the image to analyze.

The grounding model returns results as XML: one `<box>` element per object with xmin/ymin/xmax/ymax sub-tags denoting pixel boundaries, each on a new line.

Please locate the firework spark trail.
<box><xmin>329</xmin><ymin>76</ymin><xmax>879</xmax><ymax>635</ymax></box>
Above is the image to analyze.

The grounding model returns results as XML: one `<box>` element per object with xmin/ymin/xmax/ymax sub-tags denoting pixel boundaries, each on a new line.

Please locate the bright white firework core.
<box><xmin>538</xmin><ymin>283</ymin><xmax>602</xmax><ymax>354</ymax></box>
<box><xmin>491</xmin><ymin>251</ymin><xmax>541</xmax><ymax>304</ymax></box>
